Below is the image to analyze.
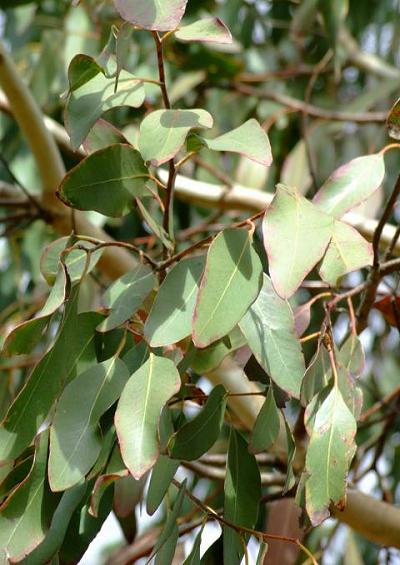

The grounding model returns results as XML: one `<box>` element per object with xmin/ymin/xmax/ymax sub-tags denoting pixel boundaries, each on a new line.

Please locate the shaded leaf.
<box><xmin>373</xmin><ymin>295</ymin><xmax>400</xmax><ymax>327</ymax></box>
<box><xmin>82</xmin><ymin>119</ymin><xmax>129</xmax><ymax>154</ymax></box>
<box><xmin>139</xmin><ymin>109</ymin><xmax>213</xmax><ymax>165</ymax></box>
<box><xmin>387</xmin><ymin>96</ymin><xmax>400</xmax><ymax>140</ymax></box>
<box><xmin>283</xmin><ymin>419</ymin><xmax>296</xmax><ymax>493</ymax></box>
<box><xmin>175</xmin><ymin>17</ymin><xmax>232</xmax><ymax>44</ymax></box>
<box><xmin>313</xmin><ymin>154</ymin><xmax>385</xmax><ymax>218</ymax></box>
<box><xmin>301</xmin><ymin>343</ymin><xmax>331</xmax><ymax>406</ymax></box>
<box><xmin>183</xmin><ymin>526</ymin><xmax>203</xmax><ymax>565</ymax></box>
<box><xmin>145</xmin><ymin>255</ymin><xmax>206</xmax><ymax>346</ymax></box>
<box><xmin>249</xmin><ymin>387</ymin><xmax>280</xmax><ymax>453</ymax></box>
<box><xmin>280</xmin><ymin>140</ymin><xmax>312</xmax><ymax>195</ymax></box>
<box><xmin>193</xmin><ymin>228</ymin><xmax>263</xmax><ymax>348</ymax></box>
<box><xmin>155</xmin><ymin>523</ymin><xmax>179</xmax><ymax>565</ymax></box>
<box><xmin>188</xmin><ymin>327</ymin><xmax>246</xmax><ymax>374</ymax></box>
<box><xmin>263</xmin><ymin>184</ymin><xmax>334</xmax><ymax>298</ymax></box>
<box><xmin>224</xmin><ymin>430</ymin><xmax>261</xmax><ymax>565</ymax></box>
<box><xmin>114</xmin><ymin>0</ymin><xmax>188</xmax><ymax>32</ymax></box>
<box><xmin>65</xmin><ymin>55</ymin><xmax>145</xmax><ymax>149</ymax></box>
<box><xmin>115</xmin><ymin>354</ymin><xmax>181</xmax><ymax>479</ymax></box>
<box><xmin>58</xmin><ymin>144</ymin><xmax>149</xmax><ymax>218</ymax></box>
<box><xmin>152</xmin><ymin>479</ymin><xmax>187</xmax><ymax>557</ymax></box>
<box><xmin>339</xmin><ymin>334</ymin><xmax>365</xmax><ymax>377</ymax></box>
<box><xmin>136</xmin><ymin>198</ymin><xmax>174</xmax><ymax>250</ymax></box>
<box><xmin>239</xmin><ymin>275</ymin><xmax>305</xmax><ymax>397</ymax></box>
<box><xmin>98</xmin><ymin>263</ymin><xmax>155</xmax><ymax>332</ymax></box>
<box><xmin>204</xmin><ymin>119</ymin><xmax>272</xmax><ymax>166</ymax></box>
<box><xmin>319</xmin><ymin>221</ymin><xmax>372</xmax><ymax>286</ymax></box>
<box><xmin>48</xmin><ymin>358</ymin><xmax>129</xmax><ymax>491</ymax></box>
<box><xmin>0</xmin><ymin>290</ymin><xmax>102</xmax><ymax>461</ymax></box>
<box><xmin>305</xmin><ymin>386</ymin><xmax>357</xmax><ymax>525</ymax></box>
<box><xmin>0</xmin><ymin>431</ymin><xmax>59</xmax><ymax>562</ymax></box>
<box><xmin>169</xmin><ymin>385</ymin><xmax>227</xmax><ymax>460</ymax></box>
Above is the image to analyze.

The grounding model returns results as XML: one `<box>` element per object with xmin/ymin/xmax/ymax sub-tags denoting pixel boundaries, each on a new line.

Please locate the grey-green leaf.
<box><xmin>169</xmin><ymin>385</ymin><xmax>227</xmax><ymax>460</ymax></box>
<box><xmin>58</xmin><ymin>144</ymin><xmax>149</xmax><ymax>218</ymax></box>
<box><xmin>115</xmin><ymin>354</ymin><xmax>181</xmax><ymax>479</ymax></box>
<box><xmin>263</xmin><ymin>184</ymin><xmax>334</xmax><ymax>298</ymax></box>
<box><xmin>48</xmin><ymin>358</ymin><xmax>129</xmax><ymax>491</ymax></box>
<box><xmin>224</xmin><ymin>430</ymin><xmax>261</xmax><ymax>565</ymax></box>
<box><xmin>145</xmin><ymin>256</ymin><xmax>206</xmax><ymax>346</ymax></box>
<box><xmin>175</xmin><ymin>17</ymin><xmax>232</xmax><ymax>44</ymax></box>
<box><xmin>139</xmin><ymin>109</ymin><xmax>213</xmax><ymax>165</ymax></box>
<box><xmin>204</xmin><ymin>119</ymin><xmax>272</xmax><ymax>166</ymax></box>
<box><xmin>193</xmin><ymin>228</ymin><xmax>263</xmax><ymax>348</ymax></box>
<box><xmin>239</xmin><ymin>275</ymin><xmax>305</xmax><ymax>398</ymax></box>
<box><xmin>249</xmin><ymin>387</ymin><xmax>280</xmax><ymax>453</ymax></box>
<box><xmin>98</xmin><ymin>263</ymin><xmax>156</xmax><ymax>332</ymax></box>
<box><xmin>114</xmin><ymin>0</ymin><xmax>188</xmax><ymax>32</ymax></box>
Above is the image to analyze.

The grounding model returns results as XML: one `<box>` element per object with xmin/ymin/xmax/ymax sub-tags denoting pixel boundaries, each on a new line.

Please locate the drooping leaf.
<box><xmin>115</xmin><ymin>354</ymin><xmax>181</xmax><ymax>479</ymax></box>
<box><xmin>152</xmin><ymin>479</ymin><xmax>187</xmax><ymax>557</ymax></box>
<box><xmin>136</xmin><ymin>198</ymin><xmax>174</xmax><ymax>251</ymax></box>
<box><xmin>187</xmin><ymin>327</ymin><xmax>246</xmax><ymax>374</ymax></box>
<box><xmin>312</xmin><ymin>154</ymin><xmax>385</xmax><ymax>218</ymax></box>
<box><xmin>263</xmin><ymin>184</ymin><xmax>334</xmax><ymax>298</ymax></box>
<box><xmin>193</xmin><ymin>228</ymin><xmax>263</xmax><ymax>348</ymax></box>
<box><xmin>48</xmin><ymin>358</ymin><xmax>129</xmax><ymax>492</ymax></box>
<box><xmin>65</xmin><ymin>55</ymin><xmax>145</xmax><ymax>149</ymax></box>
<box><xmin>40</xmin><ymin>236</ymin><xmax>103</xmax><ymax>285</ymax></box>
<box><xmin>114</xmin><ymin>0</ymin><xmax>188</xmax><ymax>31</ymax></box>
<box><xmin>319</xmin><ymin>221</ymin><xmax>372</xmax><ymax>286</ymax></box>
<box><xmin>58</xmin><ymin>144</ymin><xmax>149</xmax><ymax>217</ymax></box>
<box><xmin>0</xmin><ymin>431</ymin><xmax>59</xmax><ymax>562</ymax></box>
<box><xmin>203</xmin><ymin>119</ymin><xmax>272</xmax><ymax>166</ymax></box>
<box><xmin>183</xmin><ymin>526</ymin><xmax>204</xmax><ymax>565</ymax></box>
<box><xmin>22</xmin><ymin>483</ymin><xmax>88</xmax><ymax>565</ymax></box>
<box><xmin>175</xmin><ymin>17</ymin><xmax>232</xmax><ymax>44</ymax></box>
<box><xmin>305</xmin><ymin>386</ymin><xmax>357</xmax><ymax>525</ymax></box>
<box><xmin>339</xmin><ymin>334</ymin><xmax>365</xmax><ymax>377</ymax></box>
<box><xmin>155</xmin><ymin>523</ymin><xmax>179</xmax><ymax>565</ymax></box>
<box><xmin>0</xmin><ymin>290</ymin><xmax>102</xmax><ymax>461</ymax></box>
<box><xmin>145</xmin><ymin>256</ymin><xmax>206</xmax><ymax>346</ymax></box>
<box><xmin>138</xmin><ymin>109</ymin><xmax>213</xmax><ymax>165</ymax></box>
<box><xmin>240</xmin><ymin>275</ymin><xmax>305</xmax><ymax>397</ymax></box>
<box><xmin>280</xmin><ymin>139</ymin><xmax>312</xmax><ymax>195</ymax></box>
<box><xmin>224</xmin><ymin>430</ymin><xmax>261</xmax><ymax>565</ymax></box>
<box><xmin>169</xmin><ymin>385</ymin><xmax>227</xmax><ymax>460</ymax></box>
<box><xmin>301</xmin><ymin>343</ymin><xmax>331</xmax><ymax>406</ymax></box>
<box><xmin>283</xmin><ymin>418</ymin><xmax>296</xmax><ymax>493</ymax></box>
<box><xmin>98</xmin><ymin>263</ymin><xmax>156</xmax><ymax>332</ymax></box>
<box><xmin>249</xmin><ymin>387</ymin><xmax>280</xmax><ymax>453</ymax></box>
<box><xmin>89</xmin><ymin>443</ymin><xmax>128</xmax><ymax>518</ymax></box>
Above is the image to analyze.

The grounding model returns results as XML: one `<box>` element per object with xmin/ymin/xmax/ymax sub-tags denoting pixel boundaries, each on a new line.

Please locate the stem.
<box><xmin>152</xmin><ymin>31</ymin><xmax>177</xmax><ymax>262</ymax></box>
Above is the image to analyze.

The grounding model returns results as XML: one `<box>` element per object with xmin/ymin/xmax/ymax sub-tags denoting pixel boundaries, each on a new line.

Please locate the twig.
<box><xmin>182</xmin><ymin>460</ymin><xmax>286</xmax><ymax>486</ymax></box>
<box><xmin>359</xmin><ymin>385</ymin><xmax>400</xmax><ymax>423</ymax></box>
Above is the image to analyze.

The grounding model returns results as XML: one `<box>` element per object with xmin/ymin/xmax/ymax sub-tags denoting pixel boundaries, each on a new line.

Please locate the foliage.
<box><xmin>1</xmin><ymin>0</ymin><xmax>400</xmax><ymax>563</ymax></box>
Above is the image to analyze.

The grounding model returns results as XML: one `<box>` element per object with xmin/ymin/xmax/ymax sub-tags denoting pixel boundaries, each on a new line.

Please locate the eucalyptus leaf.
<box><xmin>58</xmin><ymin>144</ymin><xmax>149</xmax><ymax>218</ymax></box>
<box><xmin>114</xmin><ymin>0</ymin><xmax>188</xmax><ymax>31</ymax></box>
<box><xmin>138</xmin><ymin>109</ymin><xmax>213</xmax><ymax>165</ymax></box>
<box><xmin>249</xmin><ymin>387</ymin><xmax>280</xmax><ymax>453</ymax></box>
<box><xmin>175</xmin><ymin>17</ymin><xmax>232</xmax><ymax>44</ymax></box>
<box><xmin>145</xmin><ymin>255</ymin><xmax>206</xmax><ymax>347</ymax></box>
<box><xmin>263</xmin><ymin>184</ymin><xmax>334</xmax><ymax>298</ymax></box>
<box><xmin>193</xmin><ymin>228</ymin><xmax>263</xmax><ymax>348</ymax></box>
<box><xmin>115</xmin><ymin>354</ymin><xmax>181</xmax><ymax>479</ymax></box>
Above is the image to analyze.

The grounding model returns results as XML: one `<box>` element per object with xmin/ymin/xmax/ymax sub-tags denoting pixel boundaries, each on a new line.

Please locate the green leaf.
<box><xmin>187</xmin><ymin>327</ymin><xmax>246</xmax><ymax>374</ymax></box>
<box><xmin>48</xmin><ymin>358</ymin><xmax>129</xmax><ymax>491</ymax></box>
<box><xmin>283</xmin><ymin>419</ymin><xmax>296</xmax><ymax>493</ymax></box>
<box><xmin>263</xmin><ymin>184</ymin><xmax>334</xmax><ymax>298</ymax></box>
<box><xmin>0</xmin><ymin>291</ymin><xmax>102</xmax><ymax>461</ymax></box>
<box><xmin>193</xmin><ymin>228</ymin><xmax>263</xmax><ymax>348</ymax></box>
<box><xmin>301</xmin><ymin>343</ymin><xmax>331</xmax><ymax>406</ymax></box>
<box><xmin>305</xmin><ymin>386</ymin><xmax>357</xmax><ymax>525</ymax></box>
<box><xmin>136</xmin><ymin>198</ymin><xmax>174</xmax><ymax>251</ymax></box>
<box><xmin>175</xmin><ymin>17</ymin><xmax>232</xmax><ymax>44</ymax></box>
<box><xmin>203</xmin><ymin>119</ymin><xmax>272</xmax><ymax>166</ymax></box>
<box><xmin>40</xmin><ymin>237</ymin><xmax>103</xmax><ymax>285</ymax></box>
<box><xmin>239</xmin><ymin>275</ymin><xmax>305</xmax><ymax>397</ymax></box>
<box><xmin>114</xmin><ymin>0</ymin><xmax>188</xmax><ymax>31</ymax></box>
<box><xmin>115</xmin><ymin>354</ymin><xmax>181</xmax><ymax>479</ymax></box>
<box><xmin>339</xmin><ymin>334</ymin><xmax>365</xmax><ymax>377</ymax></box>
<box><xmin>21</xmin><ymin>483</ymin><xmax>88</xmax><ymax>565</ymax></box>
<box><xmin>0</xmin><ymin>431</ymin><xmax>59</xmax><ymax>562</ymax></box>
<box><xmin>98</xmin><ymin>263</ymin><xmax>156</xmax><ymax>332</ymax></box>
<box><xmin>58</xmin><ymin>144</ymin><xmax>149</xmax><ymax>218</ymax></box>
<box><xmin>313</xmin><ymin>154</ymin><xmax>385</xmax><ymax>218</ymax></box>
<box><xmin>183</xmin><ymin>526</ymin><xmax>203</xmax><ymax>565</ymax></box>
<box><xmin>145</xmin><ymin>256</ymin><xmax>206</xmax><ymax>347</ymax></box>
<box><xmin>224</xmin><ymin>430</ymin><xmax>261</xmax><ymax>565</ymax></box>
<box><xmin>153</xmin><ymin>479</ymin><xmax>187</xmax><ymax>557</ymax></box>
<box><xmin>319</xmin><ymin>220</ymin><xmax>372</xmax><ymax>286</ymax></box>
<box><xmin>155</xmin><ymin>523</ymin><xmax>179</xmax><ymax>565</ymax></box>
<box><xmin>249</xmin><ymin>388</ymin><xmax>280</xmax><ymax>453</ymax></box>
<box><xmin>281</xmin><ymin>139</ymin><xmax>312</xmax><ymax>195</ymax></box>
<box><xmin>138</xmin><ymin>109</ymin><xmax>213</xmax><ymax>165</ymax></box>
<box><xmin>82</xmin><ymin>119</ymin><xmax>129</xmax><ymax>154</ymax></box>
<box><xmin>169</xmin><ymin>385</ymin><xmax>227</xmax><ymax>460</ymax></box>
<box><xmin>65</xmin><ymin>55</ymin><xmax>145</xmax><ymax>148</ymax></box>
